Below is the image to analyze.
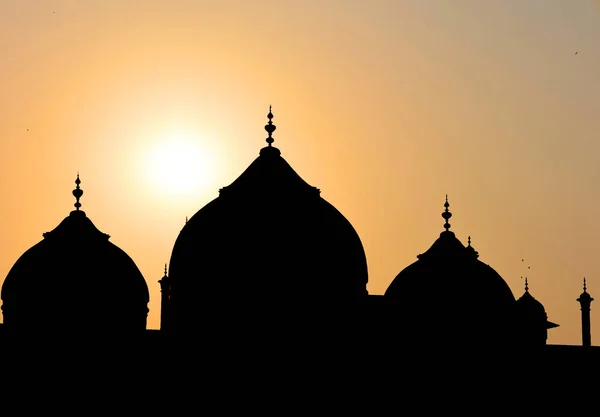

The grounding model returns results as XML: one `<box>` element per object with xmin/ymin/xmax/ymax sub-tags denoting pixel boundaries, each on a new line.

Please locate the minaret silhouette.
<box><xmin>158</xmin><ymin>263</ymin><xmax>172</xmax><ymax>332</ymax></box>
<box><xmin>577</xmin><ymin>278</ymin><xmax>594</xmax><ymax>347</ymax></box>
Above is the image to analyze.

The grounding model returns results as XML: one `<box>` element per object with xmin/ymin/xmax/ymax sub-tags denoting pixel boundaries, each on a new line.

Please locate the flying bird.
<box><xmin>575</xmin><ymin>51</ymin><xmax>578</xmax><ymax>55</ymax></box>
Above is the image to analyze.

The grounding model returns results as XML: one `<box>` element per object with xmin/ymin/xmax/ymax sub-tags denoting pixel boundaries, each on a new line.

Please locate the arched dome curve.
<box><xmin>1</xmin><ymin>176</ymin><xmax>149</xmax><ymax>333</ymax></box>
<box><xmin>168</xmin><ymin>109</ymin><xmax>368</xmax><ymax>327</ymax></box>
<box><xmin>515</xmin><ymin>279</ymin><xmax>558</xmax><ymax>328</ymax></box>
<box><xmin>384</xmin><ymin>198</ymin><xmax>516</xmax><ymax>340</ymax></box>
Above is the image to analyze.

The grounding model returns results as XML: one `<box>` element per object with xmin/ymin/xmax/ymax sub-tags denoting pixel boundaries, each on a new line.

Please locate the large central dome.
<box><xmin>168</xmin><ymin>108</ymin><xmax>368</xmax><ymax>331</ymax></box>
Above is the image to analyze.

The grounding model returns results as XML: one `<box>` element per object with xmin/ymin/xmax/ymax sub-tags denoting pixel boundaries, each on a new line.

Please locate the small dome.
<box><xmin>515</xmin><ymin>279</ymin><xmax>546</xmax><ymax>318</ymax></box>
<box><xmin>1</xmin><ymin>177</ymin><xmax>149</xmax><ymax>334</ymax></box>
<box><xmin>577</xmin><ymin>278</ymin><xmax>594</xmax><ymax>304</ymax></box>
<box><xmin>578</xmin><ymin>291</ymin><xmax>593</xmax><ymax>303</ymax></box>
<box><xmin>385</xmin><ymin>231</ymin><xmax>516</xmax><ymax>310</ymax></box>
<box><xmin>515</xmin><ymin>281</ymin><xmax>559</xmax><ymax>344</ymax></box>
<box><xmin>516</xmin><ymin>287</ymin><xmax>558</xmax><ymax>326</ymax></box>
<box><xmin>384</xmin><ymin>199</ymin><xmax>516</xmax><ymax>341</ymax></box>
<box><xmin>168</xmin><ymin>109</ymin><xmax>368</xmax><ymax>331</ymax></box>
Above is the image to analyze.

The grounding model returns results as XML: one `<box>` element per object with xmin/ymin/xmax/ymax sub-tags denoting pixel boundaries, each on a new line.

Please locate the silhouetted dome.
<box><xmin>1</xmin><ymin>176</ymin><xmax>149</xmax><ymax>334</ymax></box>
<box><xmin>168</xmin><ymin>109</ymin><xmax>368</xmax><ymax>330</ymax></box>
<box><xmin>515</xmin><ymin>281</ymin><xmax>558</xmax><ymax>344</ymax></box>
<box><xmin>384</xmin><ymin>198</ymin><xmax>516</xmax><ymax>341</ymax></box>
<box><xmin>516</xmin><ymin>286</ymin><xmax>545</xmax><ymax>317</ymax></box>
<box><xmin>578</xmin><ymin>279</ymin><xmax>593</xmax><ymax>304</ymax></box>
<box><xmin>516</xmin><ymin>287</ymin><xmax>557</xmax><ymax>326</ymax></box>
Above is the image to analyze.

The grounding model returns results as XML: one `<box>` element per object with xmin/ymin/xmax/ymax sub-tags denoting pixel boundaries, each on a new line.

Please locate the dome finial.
<box><xmin>584</xmin><ymin>277</ymin><xmax>587</xmax><ymax>292</ymax></box>
<box><xmin>265</xmin><ymin>105</ymin><xmax>276</xmax><ymax>147</ymax></box>
<box><xmin>441</xmin><ymin>194</ymin><xmax>452</xmax><ymax>231</ymax></box>
<box><xmin>164</xmin><ymin>263</ymin><xmax>168</xmax><ymax>276</ymax></box>
<box><xmin>465</xmin><ymin>235</ymin><xmax>479</xmax><ymax>258</ymax></box>
<box><xmin>72</xmin><ymin>172</ymin><xmax>83</xmax><ymax>210</ymax></box>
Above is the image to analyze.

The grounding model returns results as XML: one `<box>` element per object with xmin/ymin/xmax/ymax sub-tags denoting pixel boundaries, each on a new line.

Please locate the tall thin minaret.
<box><xmin>158</xmin><ymin>263</ymin><xmax>171</xmax><ymax>332</ymax></box>
<box><xmin>577</xmin><ymin>278</ymin><xmax>594</xmax><ymax>347</ymax></box>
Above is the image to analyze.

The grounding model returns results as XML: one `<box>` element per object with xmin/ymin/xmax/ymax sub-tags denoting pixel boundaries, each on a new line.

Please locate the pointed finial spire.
<box><xmin>265</xmin><ymin>105</ymin><xmax>276</xmax><ymax>147</ymax></box>
<box><xmin>465</xmin><ymin>235</ymin><xmax>479</xmax><ymax>258</ymax></box>
<box><xmin>441</xmin><ymin>194</ymin><xmax>452</xmax><ymax>231</ymax></box>
<box><xmin>578</xmin><ymin>277</ymin><xmax>593</xmax><ymax>302</ymax></box>
<box><xmin>158</xmin><ymin>263</ymin><xmax>169</xmax><ymax>291</ymax></box>
<box><xmin>72</xmin><ymin>172</ymin><xmax>83</xmax><ymax>210</ymax></box>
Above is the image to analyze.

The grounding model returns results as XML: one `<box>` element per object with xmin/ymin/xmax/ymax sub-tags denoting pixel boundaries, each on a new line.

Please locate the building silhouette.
<box><xmin>1</xmin><ymin>174</ymin><xmax>149</xmax><ymax>337</ymax></box>
<box><xmin>165</xmin><ymin>107</ymin><xmax>368</xmax><ymax>337</ymax></box>
<box><xmin>1</xmin><ymin>108</ymin><xmax>598</xmax><ymax>373</ymax></box>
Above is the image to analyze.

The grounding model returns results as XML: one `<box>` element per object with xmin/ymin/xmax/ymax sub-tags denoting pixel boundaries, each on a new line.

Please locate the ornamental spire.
<box><xmin>465</xmin><ymin>235</ymin><xmax>479</xmax><ymax>259</ymax></box>
<box><xmin>72</xmin><ymin>172</ymin><xmax>83</xmax><ymax>210</ymax></box>
<box><xmin>441</xmin><ymin>194</ymin><xmax>452</xmax><ymax>231</ymax></box>
<box><xmin>265</xmin><ymin>105</ymin><xmax>276</xmax><ymax>147</ymax></box>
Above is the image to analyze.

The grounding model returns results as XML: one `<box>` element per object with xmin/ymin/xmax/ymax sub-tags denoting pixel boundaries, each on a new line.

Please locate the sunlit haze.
<box><xmin>1</xmin><ymin>0</ymin><xmax>600</xmax><ymax>346</ymax></box>
<box><xmin>143</xmin><ymin>129</ymin><xmax>219</xmax><ymax>196</ymax></box>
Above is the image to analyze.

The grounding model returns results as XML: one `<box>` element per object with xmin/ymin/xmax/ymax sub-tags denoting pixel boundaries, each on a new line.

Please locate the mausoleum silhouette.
<box><xmin>0</xmin><ymin>108</ymin><xmax>597</xmax><ymax>365</ymax></box>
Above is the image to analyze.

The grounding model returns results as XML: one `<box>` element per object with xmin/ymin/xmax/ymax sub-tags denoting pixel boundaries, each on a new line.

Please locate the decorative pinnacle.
<box><xmin>578</xmin><ymin>277</ymin><xmax>594</xmax><ymax>304</ymax></box>
<box><xmin>72</xmin><ymin>172</ymin><xmax>83</xmax><ymax>210</ymax></box>
<box><xmin>467</xmin><ymin>236</ymin><xmax>471</xmax><ymax>246</ymax></box>
<box><xmin>164</xmin><ymin>263</ymin><xmax>168</xmax><ymax>276</ymax></box>
<box><xmin>265</xmin><ymin>105</ymin><xmax>276</xmax><ymax>147</ymax></box>
<box><xmin>441</xmin><ymin>194</ymin><xmax>452</xmax><ymax>231</ymax></box>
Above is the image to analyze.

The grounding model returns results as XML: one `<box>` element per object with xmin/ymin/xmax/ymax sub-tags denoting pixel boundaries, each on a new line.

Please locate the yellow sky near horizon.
<box><xmin>1</xmin><ymin>0</ymin><xmax>600</xmax><ymax>347</ymax></box>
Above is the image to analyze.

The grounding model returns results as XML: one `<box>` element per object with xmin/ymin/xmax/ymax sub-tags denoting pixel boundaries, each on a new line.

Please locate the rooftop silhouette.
<box><xmin>0</xmin><ymin>109</ymin><xmax>598</xmax><ymax>374</ymax></box>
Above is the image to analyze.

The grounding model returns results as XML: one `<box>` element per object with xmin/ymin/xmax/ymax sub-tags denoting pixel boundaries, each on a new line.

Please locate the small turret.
<box><xmin>577</xmin><ymin>278</ymin><xmax>594</xmax><ymax>347</ymax></box>
<box><xmin>158</xmin><ymin>263</ymin><xmax>172</xmax><ymax>332</ymax></box>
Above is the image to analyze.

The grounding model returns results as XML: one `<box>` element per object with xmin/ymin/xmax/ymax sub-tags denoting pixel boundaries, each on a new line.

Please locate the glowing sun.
<box><xmin>145</xmin><ymin>132</ymin><xmax>217</xmax><ymax>196</ymax></box>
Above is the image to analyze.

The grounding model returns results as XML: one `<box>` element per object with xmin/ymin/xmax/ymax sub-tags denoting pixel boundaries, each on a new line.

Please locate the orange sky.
<box><xmin>1</xmin><ymin>0</ymin><xmax>600</xmax><ymax>346</ymax></box>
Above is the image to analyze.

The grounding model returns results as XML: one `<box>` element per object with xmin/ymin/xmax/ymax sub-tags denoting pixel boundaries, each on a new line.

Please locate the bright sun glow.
<box><xmin>145</xmin><ymin>131</ymin><xmax>217</xmax><ymax>196</ymax></box>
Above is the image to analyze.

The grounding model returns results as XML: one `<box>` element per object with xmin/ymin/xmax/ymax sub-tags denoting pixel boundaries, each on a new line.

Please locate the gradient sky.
<box><xmin>1</xmin><ymin>0</ymin><xmax>599</xmax><ymax>346</ymax></box>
